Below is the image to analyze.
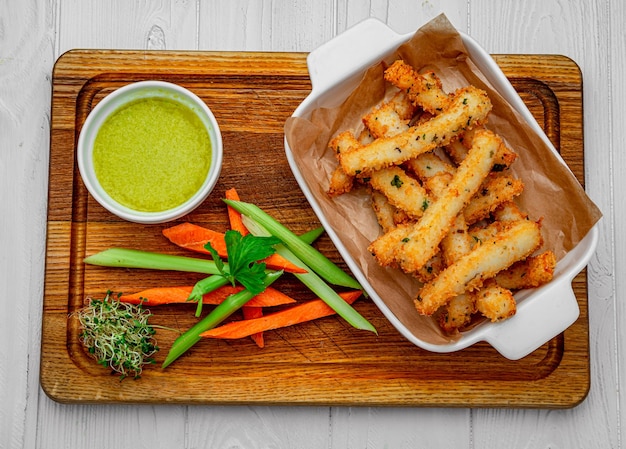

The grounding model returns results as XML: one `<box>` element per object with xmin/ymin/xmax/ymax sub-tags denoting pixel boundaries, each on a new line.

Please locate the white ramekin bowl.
<box><xmin>77</xmin><ymin>80</ymin><xmax>223</xmax><ymax>224</ymax></box>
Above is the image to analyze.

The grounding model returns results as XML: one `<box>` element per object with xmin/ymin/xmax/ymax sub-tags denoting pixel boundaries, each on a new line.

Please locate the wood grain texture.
<box><xmin>41</xmin><ymin>49</ymin><xmax>588</xmax><ymax>408</ymax></box>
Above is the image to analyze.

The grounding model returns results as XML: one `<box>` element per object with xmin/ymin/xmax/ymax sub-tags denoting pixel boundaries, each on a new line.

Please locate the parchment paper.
<box><xmin>284</xmin><ymin>14</ymin><xmax>602</xmax><ymax>344</ymax></box>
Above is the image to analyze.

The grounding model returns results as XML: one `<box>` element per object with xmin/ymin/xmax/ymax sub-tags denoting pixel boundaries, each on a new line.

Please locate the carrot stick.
<box><xmin>162</xmin><ymin>222</ymin><xmax>228</xmax><ymax>256</ymax></box>
<box><xmin>242</xmin><ymin>306</ymin><xmax>265</xmax><ymax>347</ymax></box>
<box><xmin>162</xmin><ymin>222</ymin><xmax>307</xmax><ymax>274</ymax></box>
<box><xmin>200</xmin><ymin>290</ymin><xmax>363</xmax><ymax>339</ymax></box>
<box><xmin>118</xmin><ymin>285</ymin><xmax>297</xmax><ymax>307</ymax></box>
<box><xmin>225</xmin><ymin>188</ymin><xmax>249</xmax><ymax>235</ymax></box>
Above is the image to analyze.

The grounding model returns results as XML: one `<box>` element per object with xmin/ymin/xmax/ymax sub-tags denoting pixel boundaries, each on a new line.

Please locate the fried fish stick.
<box><xmin>363</xmin><ymin>91</ymin><xmax>415</xmax><ymax>138</ymax></box>
<box><xmin>414</xmin><ymin>219</ymin><xmax>542</xmax><ymax>315</ymax></box>
<box><xmin>463</xmin><ymin>173</ymin><xmax>525</xmax><ymax>224</ymax></box>
<box><xmin>363</xmin><ymin>101</ymin><xmax>409</xmax><ymax>139</ymax></box>
<box><xmin>392</xmin><ymin>129</ymin><xmax>502</xmax><ymax>273</ymax></box>
<box><xmin>368</xmin><ymin>166</ymin><xmax>431</xmax><ymax>220</ymax></box>
<box><xmin>471</xmin><ymin>279</ymin><xmax>517</xmax><ymax>322</ymax></box>
<box><xmin>404</xmin><ymin>152</ymin><xmax>456</xmax><ymax>181</ymax></box>
<box><xmin>327</xmin><ymin>131</ymin><xmax>360</xmax><ymax>196</ymax></box>
<box><xmin>339</xmin><ymin>86</ymin><xmax>492</xmax><ymax>176</ymax></box>
<box><xmin>384</xmin><ymin>60</ymin><xmax>451</xmax><ymax>113</ymax></box>
<box><xmin>438</xmin><ymin>293</ymin><xmax>476</xmax><ymax>333</ymax></box>
<box><xmin>387</xmin><ymin>89</ymin><xmax>419</xmax><ymax>120</ymax></box>
<box><xmin>370</xmin><ymin>190</ymin><xmax>399</xmax><ymax>233</ymax></box>
<box><xmin>492</xmin><ymin>201</ymin><xmax>528</xmax><ymax>222</ymax></box>
<box><xmin>495</xmin><ymin>250</ymin><xmax>556</xmax><ymax>290</ymax></box>
<box><xmin>458</xmin><ymin>126</ymin><xmax>518</xmax><ymax>170</ymax></box>
<box><xmin>443</xmin><ymin>139</ymin><xmax>469</xmax><ymax>165</ymax></box>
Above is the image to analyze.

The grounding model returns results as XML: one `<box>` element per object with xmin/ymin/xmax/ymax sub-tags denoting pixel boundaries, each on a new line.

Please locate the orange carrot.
<box><xmin>227</xmin><ymin>188</ymin><xmax>265</xmax><ymax>347</ymax></box>
<box><xmin>242</xmin><ymin>306</ymin><xmax>265</xmax><ymax>348</ymax></box>
<box><xmin>162</xmin><ymin>222</ymin><xmax>307</xmax><ymax>274</ymax></box>
<box><xmin>118</xmin><ymin>285</ymin><xmax>297</xmax><ymax>307</ymax></box>
<box><xmin>200</xmin><ymin>290</ymin><xmax>363</xmax><ymax>340</ymax></box>
<box><xmin>162</xmin><ymin>222</ymin><xmax>228</xmax><ymax>256</ymax></box>
<box><xmin>225</xmin><ymin>188</ymin><xmax>249</xmax><ymax>236</ymax></box>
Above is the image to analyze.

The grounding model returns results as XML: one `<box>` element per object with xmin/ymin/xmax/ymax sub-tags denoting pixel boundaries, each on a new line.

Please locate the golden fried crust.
<box><xmin>439</xmin><ymin>293</ymin><xmax>476</xmax><ymax>333</ymax></box>
<box><xmin>414</xmin><ymin>219</ymin><xmax>542</xmax><ymax>316</ymax></box>
<box><xmin>338</xmin><ymin>86</ymin><xmax>492</xmax><ymax>177</ymax></box>
<box><xmin>393</xmin><ymin>129</ymin><xmax>502</xmax><ymax>274</ymax></box>
<box><xmin>404</xmin><ymin>152</ymin><xmax>455</xmax><ymax>181</ymax></box>
<box><xmin>327</xmin><ymin>131</ymin><xmax>361</xmax><ymax>196</ymax></box>
<box><xmin>368</xmin><ymin>167</ymin><xmax>431</xmax><ymax>220</ymax></box>
<box><xmin>492</xmin><ymin>201</ymin><xmax>528</xmax><ymax>222</ymax></box>
<box><xmin>441</xmin><ymin>215</ymin><xmax>472</xmax><ymax>267</ymax></box>
<box><xmin>370</xmin><ymin>190</ymin><xmax>398</xmax><ymax>234</ymax></box>
<box><xmin>472</xmin><ymin>280</ymin><xmax>517</xmax><ymax>322</ymax></box>
<box><xmin>362</xmin><ymin>101</ymin><xmax>409</xmax><ymax>139</ymax></box>
<box><xmin>495</xmin><ymin>250</ymin><xmax>556</xmax><ymax>290</ymax></box>
<box><xmin>463</xmin><ymin>173</ymin><xmax>525</xmax><ymax>224</ymax></box>
<box><xmin>384</xmin><ymin>60</ymin><xmax>451</xmax><ymax>114</ymax></box>
<box><xmin>460</xmin><ymin>127</ymin><xmax>518</xmax><ymax>170</ymax></box>
<box><xmin>327</xmin><ymin>166</ymin><xmax>355</xmax><ymax>197</ymax></box>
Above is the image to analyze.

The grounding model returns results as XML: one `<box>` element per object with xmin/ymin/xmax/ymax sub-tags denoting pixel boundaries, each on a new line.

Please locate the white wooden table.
<box><xmin>1</xmin><ymin>1</ymin><xmax>619</xmax><ymax>448</ymax></box>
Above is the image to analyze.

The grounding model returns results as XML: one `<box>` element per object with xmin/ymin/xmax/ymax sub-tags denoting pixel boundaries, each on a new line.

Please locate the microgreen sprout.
<box><xmin>77</xmin><ymin>291</ymin><xmax>159</xmax><ymax>379</ymax></box>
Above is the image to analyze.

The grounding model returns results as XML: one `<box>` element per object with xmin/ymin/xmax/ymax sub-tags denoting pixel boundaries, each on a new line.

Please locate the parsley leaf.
<box><xmin>205</xmin><ymin>230</ymin><xmax>281</xmax><ymax>295</ymax></box>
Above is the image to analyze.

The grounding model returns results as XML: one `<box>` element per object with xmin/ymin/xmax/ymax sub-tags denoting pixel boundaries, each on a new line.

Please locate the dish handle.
<box><xmin>306</xmin><ymin>18</ymin><xmax>406</xmax><ymax>94</ymax></box>
<box><xmin>484</xmin><ymin>278</ymin><xmax>580</xmax><ymax>360</ymax></box>
<box><xmin>484</xmin><ymin>225</ymin><xmax>597</xmax><ymax>360</ymax></box>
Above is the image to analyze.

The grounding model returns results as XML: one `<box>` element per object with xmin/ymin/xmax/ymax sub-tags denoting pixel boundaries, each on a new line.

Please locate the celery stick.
<box><xmin>298</xmin><ymin>226</ymin><xmax>325</xmax><ymax>245</ymax></box>
<box><xmin>162</xmin><ymin>270</ymin><xmax>283</xmax><ymax>368</ymax></box>
<box><xmin>242</xmin><ymin>216</ymin><xmax>376</xmax><ymax>334</ymax></box>
<box><xmin>224</xmin><ymin>200</ymin><xmax>362</xmax><ymax>290</ymax></box>
<box><xmin>83</xmin><ymin>227</ymin><xmax>323</xmax><ymax>275</ymax></box>
<box><xmin>187</xmin><ymin>275</ymin><xmax>230</xmax><ymax>317</ymax></box>
<box><xmin>84</xmin><ymin>248</ymin><xmax>221</xmax><ymax>274</ymax></box>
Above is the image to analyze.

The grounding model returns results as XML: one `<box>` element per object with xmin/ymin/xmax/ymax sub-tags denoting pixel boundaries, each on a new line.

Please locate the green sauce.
<box><xmin>93</xmin><ymin>97</ymin><xmax>212</xmax><ymax>212</ymax></box>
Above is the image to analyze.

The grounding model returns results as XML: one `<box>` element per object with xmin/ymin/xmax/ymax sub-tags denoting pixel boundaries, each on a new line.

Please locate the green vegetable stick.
<box><xmin>224</xmin><ymin>199</ymin><xmax>362</xmax><ymax>290</ymax></box>
<box><xmin>242</xmin><ymin>216</ymin><xmax>377</xmax><ymax>334</ymax></box>
<box><xmin>188</xmin><ymin>275</ymin><xmax>231</xmax><ymax>317</ymax></box>
<box><xmin>162</xmin><ymin>270</ymin><xmax>283</xmax><ymax>368</ymax></box>
<box><xmin>298</xmin><ymin>226</ymin><xmax>325</xmax><ymax>245</ymax></box>
<box><xmin>84</xmin><ymin>248</ymin><xmax>222</xmax><ymax>274</ymax></box>
<box><xmin>83</xmin><ymin>228</ymin><xmax>323</xmax><ymax>274</ymax></box>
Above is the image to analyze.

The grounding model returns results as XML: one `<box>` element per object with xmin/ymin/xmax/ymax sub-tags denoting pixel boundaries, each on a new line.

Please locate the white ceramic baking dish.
<box><xmin>284</xmin><ymin>17</ymin><xmax>599</xmax><ymax>360</ymax></box>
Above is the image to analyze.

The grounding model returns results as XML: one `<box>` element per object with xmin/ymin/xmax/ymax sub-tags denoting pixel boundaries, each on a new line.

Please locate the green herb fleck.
<box><xmin>390</xmin><ymin>174</ymin><xmax>404</xmax><ymax>188</ymax></box>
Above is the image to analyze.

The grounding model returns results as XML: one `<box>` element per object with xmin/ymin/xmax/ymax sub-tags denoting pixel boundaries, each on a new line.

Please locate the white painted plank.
<box><xmin>610</xmin><ymin>0</ymin><xmax>626</xmax><ymax>442</ymax></box>
<box><xmin>186</xmin><ymin>406</ymin><xmax>331</xmax><ymax>449</ymax></box>
<box><xmin>56</xmin><ymin>0</ymin><xmax>198</xmax><ymax>53</ymax></box>
<box><xmin>35</xmin><ymin>403</ymin><xmax>187</xmax><ymax>449</ymax></box>
<box><xmin>329</xmin><ymin>407</ymin><xmax>471</xmax><ymax>448</ymax></box>
<box><xmin>198</xmin><ymin>0</ymin><xmax>337</xmax><ymax>52</ymax></box>
<box><xmin>0</xmin><ymin>0</ymin><xmax>55</xmax><ymax>448</ymax></box>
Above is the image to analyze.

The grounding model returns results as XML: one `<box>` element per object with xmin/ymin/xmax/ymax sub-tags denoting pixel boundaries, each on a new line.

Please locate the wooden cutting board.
<box><xmin>41</xmin><ymin>50</ymin><xmax>589</xmax><ymax>407</ymax></box>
